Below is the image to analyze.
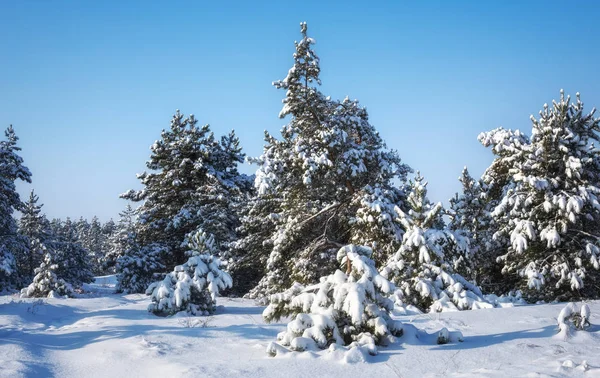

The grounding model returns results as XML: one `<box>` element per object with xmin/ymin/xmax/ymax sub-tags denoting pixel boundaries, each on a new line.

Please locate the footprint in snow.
<box><xmin>517</xmin><ymin>342</ymin><xmax>542</xmax><ymax>349</ymax></box>
<box><xmin>138</xmin><ymin>336</ymin><xmax>170</xmax><ymax>356</ymax></box>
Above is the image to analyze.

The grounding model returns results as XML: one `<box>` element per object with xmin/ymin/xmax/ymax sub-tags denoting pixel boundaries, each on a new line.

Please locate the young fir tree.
<box><xmin>120</xmin><ymin>112</ymin><xmax>250</xmax><ymax>282</ymax></box>
<box><xmin>51</xmin><ymin>218</ymin><xmax>94</xmax><ymax>289</ymax></box>
<box><xmin>382</xmin><ymin>173</ymin><xmax>488</xmax><ymax>312</ymax></box>
<box><xmin>146</xmin><ymin>229</ymin><xmax>232</xmax><ymax>316</ymax></box>
<box><xmin>17</xmin><ymin>190</ymin><xmax>50</xmax><ymax>280</ymax></box>
<box><xmin>236</xmin><ymin>23</ymin><xmax>410</xmax><ymax>300</ymax></box>
<box><xmin>21</xmin><ymin>253</ymin><xmax>73</xmax><ymax>298</ymax></box>
<box><xmin>263</xmin><ymin>244</ymin><xmax>403</xmax><ymax>356</ymax></box>
<box><xmin>0</xmin><ymin>125</ymin><xmax>32</xmax><ymax>290</ymax></box>
<box><xmin>479</xmin><ymin>91</ymin><xmax>600</xmax><ymax>301</ymax></box>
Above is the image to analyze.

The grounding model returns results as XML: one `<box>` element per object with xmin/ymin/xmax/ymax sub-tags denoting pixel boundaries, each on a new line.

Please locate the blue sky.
<box><xmin>1</xmin><ymin>1</ymin><xmax>599</xmax><ymax>221</ymax></box>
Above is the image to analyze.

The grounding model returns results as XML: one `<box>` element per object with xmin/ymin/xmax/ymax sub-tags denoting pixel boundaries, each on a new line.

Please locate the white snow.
<box><xmin>2</xmin><ymin>275</ymin><xmax>600</xmax><ymax>377</ymax></box>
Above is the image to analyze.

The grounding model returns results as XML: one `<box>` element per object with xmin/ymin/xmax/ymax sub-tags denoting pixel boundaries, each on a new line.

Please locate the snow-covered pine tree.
<box><xmin>116</xmin><ymin>243</ymin><xmax>166</xmax><ymax>294</ymax></box>
<box><xmin>51</xmin><ymin>218</ymin><xmax>94</xmax><ymax>289</ymax></box>
<box><xmin>21</xmin><ymin>253</ymin><xmax>73</xmax><ymax>298</ymax></box>
<box><xmin>120</xmin><ymin>112</ymin><xmax>251</xmax><ymax>274</ymax></box>
<box><xmin>479</xmin><ymin>91</ymin><xmax>600</xmax><ymax>301</ymax></box>
<box><xmin>102</xmin><ymin>219</ymin><xmax>116</xmax><ymax>239</ymax></box>
<box><xmin>81</xmin><ymin>216</ymin><xmax>106</xmax><ymax>275</ymax></box>
<box><xmin>146</xmin><ymin>229</ymin><xmax>232</xmax><ymax>316</ymax></box>
<box><xmin>17</xmin><ymin>189</ymin><xmax>50</xmax><ymax>280</ymax></box>
<box><xmin>103</xmin><ymin>204</ymin><xmax>136</xmax><ymax>273</ymax></box>
<box><xmin>100</xmin><ymin>219</ymin><xmax>116</xmax><ymax>273</ymax></box>
<box><xmin>263</xmin><ymin>244</ymin><xmax>402</xmax><ymax>356</ymax></box>
<box><xmin>447</xmin><ymin>167</ymin><xmax>498</xmax><ymax>286</ymax></box>
<box><xmin>0</xmin><ymin>125</ymin><xmax>32</xmax><ymax>290</ymax></box>
<box><xmin>227</xmin><ymin>195</ymin><xmax>279</xmax><ymax>296</ymax></box>
<box><xmin>182</xmin><ymin>130</ymin><xmax>254</xmax><ymax>260</ymax></box>
<box><xmin>74</xmin><ymin>217</ymin><xmax>90</xmax><ymax>248</ymax></box>
<box><xmin>382</xmin><ymin>173</ymin><xmax>489</xmax><ymax>312</ymax></box>
<box><xmin>238</xmin><ymin>23</ymin><xmax>410</xmax><ymax>300</ymax></box>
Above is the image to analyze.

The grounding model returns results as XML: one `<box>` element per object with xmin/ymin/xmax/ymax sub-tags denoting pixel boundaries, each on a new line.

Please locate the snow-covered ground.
<box><xmin>1</xmin><ymin>276</ymin><xmax>600</xmax><ymax>377</ymax></box>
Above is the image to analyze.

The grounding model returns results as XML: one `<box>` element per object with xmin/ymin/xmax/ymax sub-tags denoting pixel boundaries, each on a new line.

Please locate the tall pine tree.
<box><xmin>17</xmin><ymin>190</ymin><xmax>50</xmax><ymax>280</ymax></box>
<box><xmin>0</xmin><ymin>125</ymin><xmax>32</xmax><ymax>290</ymax></box>
<box><xmin>51</xmin><ymin>218</ymin><xmax>94</xmax><ymax>288</ymax></box>
<box><xmin>119</xmin><ymin>112</ymin><xmax>250</xmax><ymax>293</ymax></box>
<box><xmin>235</xmin><ymin>23</ymin><xmax>411</xmax><ymax>300</ymax></box>
<box><xmin>447</xmin><ymin>167</ymin><xmax>498</xmax><ymax>287</ymax></box>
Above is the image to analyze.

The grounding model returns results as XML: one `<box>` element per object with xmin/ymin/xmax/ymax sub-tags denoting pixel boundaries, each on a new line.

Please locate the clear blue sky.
<box><xmin>1</xmin><ymin>1</ymin><xmax>599</xmax><ymax>221</ymax></box>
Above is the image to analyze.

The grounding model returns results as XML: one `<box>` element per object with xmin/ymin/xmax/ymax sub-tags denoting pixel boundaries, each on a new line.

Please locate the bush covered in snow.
<box><xmin>20</xmin><ymin>253</ymin><xmax>73</xmax><ymax>298</ymax></box>
<box><xmin>263</xmin><ymin>244</ymin><xmax>403</xmax><ymax>356</ymax></box>
<box><xmin>557</xmin><ymin>302</ymin><xmax>591</xmax><ymax>339</ymax></box>
<box><xmin>146</xmin><ymin>230</ymin><xmax>232</xmax><ymax>316</ymax></box>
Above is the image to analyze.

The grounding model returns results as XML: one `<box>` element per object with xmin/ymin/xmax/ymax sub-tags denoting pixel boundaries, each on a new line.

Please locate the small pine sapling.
<box><xmin>146</xmin><ymin>230</ymin><xmax>232</xmax><ymax>316</ymax></box>
<box><xmin>382</xmin><ymin>174</ymin><xmax>491</xmax><ymax>312</ymax></box>
<box><xmin>21</xmin><ymin>253</ymin><xmax>74</xmax><ymax>298</ymax></box>
<box><xmin>263</xmin><ymin>244</ymin><xmax>402</xmax><ymax>356</ymax></box>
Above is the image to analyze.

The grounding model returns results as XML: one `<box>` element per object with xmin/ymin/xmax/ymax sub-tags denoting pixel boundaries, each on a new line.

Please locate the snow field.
<box><xmin>2</xmin><ymin>276</ymin><xmax>600</xmax><ymax>377</ymax></box>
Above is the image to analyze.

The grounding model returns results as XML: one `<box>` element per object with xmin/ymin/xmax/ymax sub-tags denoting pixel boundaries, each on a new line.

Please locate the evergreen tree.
<box><xmin>74</xmin><ymin>217</ymin><xmax>90</xmax><ymax>239</ymax></box>
<box><xmin>21</xmin><ymin>253</ymin><xmax>73</xmax><ymax>298</ymax></box>
<box><xmin>146</xmin><ymin>229</ymin><xmax>232</xmax><ymax>315</ymax></box>
<box><xmin>236</xmin><ymin>23</ymin><xmax>410</xmax><ymax>300</ymax></box>
<box><xmin>121</xmin><ymin>112</ymin><xmax>250</xmax><ymax>274</ymax></box>
<box><xmin>263</xmin><ymin>244</ymin><xmax>403</xmax><ymax>355</ymax></box>
<box><xmin>227</xmin><ymin>196</ymin><xmax>279</xmax><ymax>296</ymax></box>
<box><xmin>479</xmin><ymin>91</ymin><xmax>600</xmax><ymax>301</ymax></box>
<box><xmin>102</xmin><ymin>219</ymin><xmax>116</xmax><ymax>238</ymax></box>
<box><xmin>116</xmin><ymin>242</ymin><xmax>167</xmax><ymax>294</ymax></box>
<box><xmin>82</xmin><ymin>216</ymin><xmax>105</xmax><ymax>274</ymax></box>
<box><xmin>52</xmin><ymin>218</ymin><xmax>94</xmax><ymax>288</ymax></box>
<box><xmin>103</xmin><ymin>204</ymin><xmax>136</xmax><ymax>273</ymax></box>
<box><xmin>17</xmin><ymin>190</ymin><xmax>49</xmax><ymax>279</ymax></box>
<box><xmin>448</xmin><ymin>167</ymin><xmax>497</xmax><ymax>286</ymax></box>
<box><xmin>382</xmin><ymin>174</ymin><xmax>487</xmax><ymax>312</ymax></box>
<box><xmin>112</xmin><ymin>206</ymin><xmax>168</xmax><ymax>294</ymax></box>
<box><xmin>0</xmin><ymin>125</ymin><xmax>32</xmax><ymax>290</ymax></box>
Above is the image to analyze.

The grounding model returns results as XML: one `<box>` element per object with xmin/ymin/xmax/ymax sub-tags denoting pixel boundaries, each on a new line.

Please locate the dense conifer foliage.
<box><xmin>233</xmin><ymin>23</ymin><xmax>411</xmax><ymax>300</ymax></box>
<box><xmin>479</xmin><ymin>91</ymin><xmax>600</xmax><ymax>301</ymax></box>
